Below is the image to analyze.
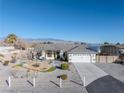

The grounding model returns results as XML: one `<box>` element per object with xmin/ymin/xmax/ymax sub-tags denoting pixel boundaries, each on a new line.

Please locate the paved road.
<box><xmin>86</xmin><ymin>75</ymin><xmax>124</xmax><ymax>93</ymax></box>
<box><xmin>74</xmin><ymin>63</ymin><xmax>108</xmax><ymax>86</ymax></box>
<box><xmin>95</xmin><ymin>63</ymin><xmax>124</xmax><ymax>82</ymax></box>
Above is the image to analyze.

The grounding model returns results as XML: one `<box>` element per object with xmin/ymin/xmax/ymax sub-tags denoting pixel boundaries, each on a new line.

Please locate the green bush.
<box><xmin>60</xmin><ymin>74</ymin><xmax>68</xmax><ymax>80</ymax></box>
<box><xmin>3</xmin><ymin>61</ymin><xmax>9</xmax><ymax>66</ymax></box>
<box><xmin>61</xmin><ymin>63</ymin><xmax>69</xmax><ymax>70</ymax></box>
<box><xmin>16</xmin><ymin>63</ymin><xmax>23</xmax><ymax>67</ymax></box>
<box><xmin>44</xmin><ymin>67</ymin><xmax>56</xmax><ymax>72</ymax></box>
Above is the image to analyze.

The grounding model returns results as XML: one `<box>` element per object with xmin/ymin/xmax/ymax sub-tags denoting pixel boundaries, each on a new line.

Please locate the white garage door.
<box><xmin>69</xmin><ymin>54</ymin><xmax>91</xmax><ymax>63</ymax></box>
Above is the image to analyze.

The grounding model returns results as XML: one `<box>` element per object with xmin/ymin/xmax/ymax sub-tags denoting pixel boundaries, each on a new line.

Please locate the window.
<box><xmin>69</xmin><ymin>54</ymin><xmax>72</xmax><ymax>57</ymax></box>
<box><xmin>73</xmin><ymin>54</ymin><xmax>77</xmax><ymax>56</ymax></box>
<box><xmin>47</xmin><ymin>50</ymin><xmax>52</xmax><ymax>57</ymax></box>
<box><xmin>37</xmin><ymin>51</ymin><xmax>42</xmax><ymax>56</ymax></box>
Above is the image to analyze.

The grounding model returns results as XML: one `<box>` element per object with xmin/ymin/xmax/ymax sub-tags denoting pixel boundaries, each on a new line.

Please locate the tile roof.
<box><xmin>34</xmin><ymin>43</ymin><xmax>77</xmax><ymax>52</ymax></box>
<box><xmin>34</xmin><ymin>44</ymin><xmax>96</xmax><ymax>54</ymax></box>
<box><xmin>68</xmin><ymin>45</ymin><xmax>97</xmax><ymax>54</ymax></box>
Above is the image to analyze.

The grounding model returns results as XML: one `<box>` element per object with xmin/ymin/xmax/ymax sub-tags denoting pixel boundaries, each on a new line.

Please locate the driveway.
<box><xmin>74</xmin><ymin>63</ymin><xmax>108</xmax><ymax>86</ymax></box>
<box><xmin>74</xmin><ymin>63</ymin><xmax>124</xmax><ymax>93</ymax></box>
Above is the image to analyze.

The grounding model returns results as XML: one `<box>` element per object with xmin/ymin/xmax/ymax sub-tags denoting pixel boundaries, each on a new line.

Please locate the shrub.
<box><xmin>3</xmin><ymin>61</ymin><xmax>9</xmax><ymax>66</ymax></box>
<box><xmin>61</xmin><ymin>63</ymin><xmax>69</xmax><ymax>70</ymax></box>
<box><xmin>14</xmin><ymin>63</ymin><xmax>28</xmax><ymax>68</ymax></box>
<box><xmin>16</xmin><ymin>63</ymin><xmax>23</xmax><ymax>67</ymax></box>
<box><xmin>0</xmin><ymin>54</ymin><xmax>4</xmax><ymax>57</ymax></box>
<box><xmin>44</xmin><ymin>67</ymin><xmax>56</xmax><ymax>72</ymax></box>
<box><xmin>60</xmin><ymin>74</ymin><xmax>68</xmax><ymax>80</ymax></box>
<box><xmin>32</xmin><ymin>63</ymin><xmax>40</xmax><ymax>67</ymax></box>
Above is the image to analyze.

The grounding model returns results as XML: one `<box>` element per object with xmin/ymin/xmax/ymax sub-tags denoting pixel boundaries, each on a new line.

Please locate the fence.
<box><xmin>96</xmin><ymin>55</ymin><xmax>119</xmax><ymax>63</ymax></box>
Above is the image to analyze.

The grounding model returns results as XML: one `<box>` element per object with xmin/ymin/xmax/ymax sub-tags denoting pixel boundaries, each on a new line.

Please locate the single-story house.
<box><xmin>34</xmin><ymin>43</ymin><xmax>77</xmax><ymax>60</ymax></box>
<box><xmin>67</xmin><ymin>45</ymin><xmax>96</xmax><ymax>63</ymax></box>
<box><xmin>34</xmin><ymin>43</ymin><xmax>97</xmax><ymax>63</ymax></box>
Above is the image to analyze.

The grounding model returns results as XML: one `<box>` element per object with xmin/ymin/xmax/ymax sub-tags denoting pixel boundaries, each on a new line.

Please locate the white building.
<box><xmin>68</xmin><ymin>45</ymin><xmax>96</xmax><ymax>63</ymax></box>
<box><xmin>34</xmin><ymin>44</ymin><xmax>97</xmax><ymax>63</ymax></box>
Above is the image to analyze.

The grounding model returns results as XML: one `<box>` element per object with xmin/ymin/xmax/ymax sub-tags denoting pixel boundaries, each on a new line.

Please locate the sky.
<box><xmin>0</xmin><ymin>0</ymin><xmax>124</xmax><ymax>43</ymax></box>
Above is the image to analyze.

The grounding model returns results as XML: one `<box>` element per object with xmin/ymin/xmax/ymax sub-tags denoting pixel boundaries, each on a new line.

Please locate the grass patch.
<box><xmin>43</xmin><ymin>67</ymin><xmax>56</xmax><ymax>72</ymax></box>
<box><xmin>13</xmin><ymin>62</ymin><xmax>25</xmax><ymax>68</ymax></box>
<box><xmin>16</xmin><ymin>63</ymin><xmax>23</xmax><ymax>67</ymax></box>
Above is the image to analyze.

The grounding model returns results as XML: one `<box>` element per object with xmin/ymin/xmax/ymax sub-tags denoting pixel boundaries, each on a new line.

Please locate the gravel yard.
<box><xmin>0</xmin><ymin>62</ymin><xmax>88</xmax><ymax>93</ymax></box>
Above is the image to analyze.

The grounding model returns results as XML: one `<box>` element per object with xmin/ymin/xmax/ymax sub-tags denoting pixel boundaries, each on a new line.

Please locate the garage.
<box><xmin>68</xmin><ymin>54</ymin><xmax>90</xmax><ymax>63</ymax></box>
<box><xmin>68</xmin><ymin>45</ymin><xmax>96</xmax><ymax>63</ymax></box>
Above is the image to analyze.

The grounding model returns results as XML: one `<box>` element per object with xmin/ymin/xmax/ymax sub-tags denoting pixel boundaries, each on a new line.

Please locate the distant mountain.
<box><xmin>0</xmin><ymin>37</ymin><xmax>101</xmax><ymax>45</ymax></box>
<box><xmin>87</xmin><ymin>43</ymin><xmax>101</xmax><ymax>52</ymax></box>
<box><xmin>24</xmin><ymin>38</ymin><xmax>80</xmax><ymax>44</ymax></box>
<box><xmin>23</xmin><ymin>38</ymin><xmax>102</xmax><ymax>45</ymax></box>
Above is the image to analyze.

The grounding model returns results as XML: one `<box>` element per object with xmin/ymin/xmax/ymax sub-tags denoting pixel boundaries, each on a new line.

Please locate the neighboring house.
<box><xmin>116</xmin><ymin>45</ymin><xmax>124</xmax><ymax>63</ymax></box>
<box><xmin>68</xmin><ymin>45</ymin><xmax>96</xmax><ymax>63</ymax></box>
<box><xmin>117</xmin><ymin>45</ymin><xmax>124</xmax><ymax>54</ymax></box>
<box><xmin>100</xmin><ymin>45</ymin><xmax>120</xmax><ymax>56</ymax></box>
<box><xmin>96</xmin><ymin>45</ymin><xmax>120</xmax><ymax>63</ymax></box>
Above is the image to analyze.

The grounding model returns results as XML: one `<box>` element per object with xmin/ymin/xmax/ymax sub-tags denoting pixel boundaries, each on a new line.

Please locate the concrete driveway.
<box><xmin>74</xmin><ymin>63</ymin><xmax>124</xmax><ymax>93</ymax></box>
<box><xmin>74</xmin><ymin>63</ymin><xmax>108</xmax><ymax>86</ymax></box>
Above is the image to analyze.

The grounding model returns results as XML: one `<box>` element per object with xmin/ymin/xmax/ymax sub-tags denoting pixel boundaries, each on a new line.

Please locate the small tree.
<box><xmin>104</xmin><ymin>42</ymin><xmax>109</xmax><ymax>45</ymax></box>
<box><xmin>5</xmin><ymin>34</ymin><xmax>17</xmax><ymax>44</ymax></box>
<box><xmin>116</xmin><ymin>42</ymin><xmax>120</xmax><ymax>45</ymax></box>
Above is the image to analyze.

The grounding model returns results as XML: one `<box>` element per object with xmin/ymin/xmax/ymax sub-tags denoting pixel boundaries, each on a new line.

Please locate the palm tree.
<box><xmin>5</xmin><ymin>34</ymin><xmax>17</xmax><ymax>44</ymax></box>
